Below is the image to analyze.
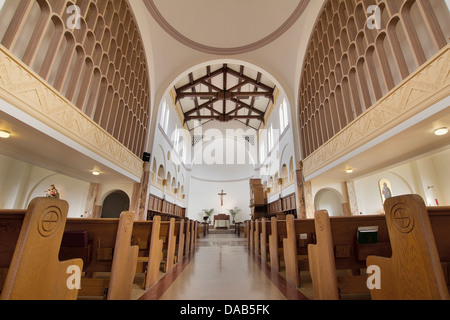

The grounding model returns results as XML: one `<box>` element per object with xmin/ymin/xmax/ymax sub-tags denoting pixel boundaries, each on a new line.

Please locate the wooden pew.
<box><xmin>132</xmin><ymin>216</ymin><xmax>163</xmax><ymax>290</ymax></box>
<box><xmin>184</xmin><ymin>219</ymin><xmax>191</xmax><ymax>256</ymax></box>
<box><xmin>61</xmin><ymin>212</ymin><xmax>139</xmax><ymax>300</ymax></box>
<box><xmin>159</xmin><ymin>218</ymin><xmax>177</xmax><ymax>274</ymax></box>
<box><xmin>0</xmin><ymin>198</ymin><xmax>83</xmax><ymax>300</ymax></box>
<box><xmin>254</xmin><ymin>219</ymin><xmax>261</xmax><ymax>256</ymax></box>
<box><xmin>308</xmin><ymin>210</ymin><xmax>339</xmax><ymax>300</ymax></box>
<box><xmin>367</xmin><ymin>195</ymin><xmax>450</xmax><ymax>300</ymax></box>
<box><xmin>268</xmin><ymin>217</ymin><xmax>287</xmax><ymax>272</ymax></box>
<box><xmin>283</xmin><ymin>214</ymin><xmax>315</xmax><ymax>288</ymax></box>
<box><xmin>174</xmin><ymin>219</ymin><xmax>185</xmax><ymax>264</ymax></box>
<box><xmin>248</xmin><ymin>220</ymin><xmax>255</xmax><ymax>251</ymax></box>
<box><xmin>259</xmin><ymin>218</ymin><xmax>271</xmax><ymax>262</ymax></box>
<box><xmin>308</xmin><ymin>195</ymin><xmax>450</xmax><ymax>300</ymax></box>
<box><xmin>307</xmin><ymin>212</ymin><xmax>391</xmax><ymax>299</ymax></box>
<box><xmin>191</xmin><ymin>220</ymin><xmax>198</xmax><ymax>253</ymax></box>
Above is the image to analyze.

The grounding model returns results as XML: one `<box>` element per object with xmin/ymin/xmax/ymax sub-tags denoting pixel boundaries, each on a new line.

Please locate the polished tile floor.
<box><xmin>138</xmin><ymin>233</ymin><xmax>309</xmax><ymax>300</ymax></box>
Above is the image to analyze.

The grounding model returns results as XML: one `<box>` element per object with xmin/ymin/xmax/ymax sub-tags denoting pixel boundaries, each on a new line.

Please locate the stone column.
<box><xmin>84</xmin><ymin>183</ymin><xmax>99</xmax><ymax>218</ymax></box>
<box><xmin>295</xmin><ymin>164</ymin><xmax>307</xmax><ymax>219</ymax></box>
<box><xmin>130</xmin><ymin>161</ymin><xmax>151</xmax><ymax>221</ymax></box>
<box><xmin>342</xmin><ymin>181</ymin><xmax>359</xmax><ymax>216</ymax></box>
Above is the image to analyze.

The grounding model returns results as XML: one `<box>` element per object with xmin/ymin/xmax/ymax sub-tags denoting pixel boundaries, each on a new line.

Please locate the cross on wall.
<box><xmin>218</xmin><ymin>190</ymin><xmax>227</xmax><ymax>206</ymax></box>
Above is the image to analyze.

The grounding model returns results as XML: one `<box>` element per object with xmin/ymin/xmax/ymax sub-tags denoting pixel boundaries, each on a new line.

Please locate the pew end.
<box><xmin>1</xmin><ymin>198</ymin><xmax>83</xmax><ymax>300</ymax></box>
<box><xmin>367</xmin><ymin>195</ymin><xmax>450</xmax><ymax>300</ymax></box>
<box><xmin>308</xmin><ymin>210</ymin><xmax>339</xmax><ymax>300</ymax></box>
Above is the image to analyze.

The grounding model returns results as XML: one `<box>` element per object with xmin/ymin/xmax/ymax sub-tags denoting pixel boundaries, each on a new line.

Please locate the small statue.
<box><xmin>46</xmin><ymin>184</ymin><xmax>60</xmax><ymax>199</ymax></box>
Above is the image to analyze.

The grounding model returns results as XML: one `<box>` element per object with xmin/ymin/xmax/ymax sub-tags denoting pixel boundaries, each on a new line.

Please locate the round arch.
<box><xmin>100</xmin><ymin>190</ymin><xmax>130</xmax><ymax>218</ymax></box>
<box><xmin>314</xmin><ymin>188</ymin><xmax>344</xmax><ymax>217</ymax></box>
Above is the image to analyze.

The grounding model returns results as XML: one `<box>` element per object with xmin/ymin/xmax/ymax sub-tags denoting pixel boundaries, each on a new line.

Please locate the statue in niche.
<box><xmin>45</xmin><ymin>184</ymin><xmax>60</xmax><ymax>199</ymax></box>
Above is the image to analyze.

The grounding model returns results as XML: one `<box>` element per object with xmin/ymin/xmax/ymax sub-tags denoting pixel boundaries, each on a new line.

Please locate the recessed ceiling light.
<box><xmin>92</xmin><ymin>170</ymin><xmax>100</xmax><ymax>176</ymax></box>
<box><xmin>434</xmin><ymin>127</ymin><xmax>448</xmax><ymax>136</ymax></box>
<box><xmin>0</xmin><ymin>130</ymin><xmax>11</xmax><ymax>139</ymax></box>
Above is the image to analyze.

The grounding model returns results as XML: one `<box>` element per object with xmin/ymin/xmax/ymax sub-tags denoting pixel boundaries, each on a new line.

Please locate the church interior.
<box><xmin>0</xmin><ymin>0</ymin><xmax>449</xmax><ymax>302</ymax></box>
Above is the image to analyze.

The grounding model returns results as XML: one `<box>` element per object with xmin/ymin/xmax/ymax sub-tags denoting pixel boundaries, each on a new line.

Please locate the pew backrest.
<box><xmin>133</xmin><ymin>215</ymin><xmax>163</xmax><ymax>290</ymax></box>
<box><xmin>283</xmin><ymin>215</ymin><xmax>315</xmax><ymax>288</ymax></box>
<box><xmin>107</xmin><ymin>211</ymin><xmax>139</xmax><ymax>300</ymax></box>
<box><xmin>260</xmin><ymin>219</ymin><xmax>271</xmax><ymax>262</ymax></box>
<box><xmin>367</xmin><ymin>195</ymin><xmax>450</xmax><ymax>300</ymax></box>
<box><xmin>1</xmin><ymin>198</ymin><xmax>83</xmax><ymax>300</ymax></box>
<box><xmin>308</xmin><ymin>211</ymin><xmax>340</xmax><ymax>300</ymax></box>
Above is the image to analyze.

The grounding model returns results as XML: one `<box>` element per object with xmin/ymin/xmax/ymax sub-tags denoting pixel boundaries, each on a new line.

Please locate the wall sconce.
<box><xmin>162</xmin><ymin>179</ymin><xmax>168</xmax><ymax>186</ymax></box>
<box><xmin>266</xmin><ymin>187</ymin><xmax>271</xmax><ymax>193</ymax></box>
<box><xmin>174</xmin><ymin>188</ymin><xmax>178</xmax><ymax>194</ymax></box>
<box><xmin>278</xmin><ymin>178</ymin><xmax>283</xmax><ymax>185</ymax></box>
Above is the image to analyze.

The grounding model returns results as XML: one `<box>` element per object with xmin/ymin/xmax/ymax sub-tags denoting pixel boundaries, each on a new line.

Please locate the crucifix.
<box><xmin>218</xmin><ymin>190</ymin><xmax>227</xmax><ymax>206</ymax></box>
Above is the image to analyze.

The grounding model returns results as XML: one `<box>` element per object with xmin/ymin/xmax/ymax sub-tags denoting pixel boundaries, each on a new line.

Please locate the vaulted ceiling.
<box><xmin>174</xmin><ymin>63</ymin><xmax>277</xmax><ymax>131</ymax></box>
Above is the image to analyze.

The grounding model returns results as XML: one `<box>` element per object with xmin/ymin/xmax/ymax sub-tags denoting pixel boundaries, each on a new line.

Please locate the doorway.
<box><xmin>101</xmin><ymin>190</ymin><xmax>130</xmax><ymax>218</ymax></box>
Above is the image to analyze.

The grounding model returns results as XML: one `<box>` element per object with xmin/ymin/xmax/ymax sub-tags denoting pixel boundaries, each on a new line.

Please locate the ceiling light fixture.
<box><xmin>92</xmin><ymin>170</ymin><xmax>100</xmax><ymax>176</ymax></box>
<box><xmin>0</xmin><ymin>130</ymin><xmax>11</xmax><ymax>139</ymax></box>
<box><xmin>434</xmin><ymin>127</ymin><xmax>448</xmax><ymax>136</ymax></box>
<box><xmin>346</xmin><ymin>168</ymin><xmax>354</xmax><ymax>174</ymax></box>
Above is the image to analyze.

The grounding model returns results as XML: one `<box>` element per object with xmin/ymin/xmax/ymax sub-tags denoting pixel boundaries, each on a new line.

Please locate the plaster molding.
<box><xmin>144</xmin><ymin>0</ymin><xmax>310</xmax><ymax>55</ymax></box>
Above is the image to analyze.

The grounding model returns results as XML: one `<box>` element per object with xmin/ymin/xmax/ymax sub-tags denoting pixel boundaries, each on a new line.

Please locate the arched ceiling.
<box><xmin>144</xmin><ymin>0</ymin><xmax>310</xmax><ymax>54</ymax></box>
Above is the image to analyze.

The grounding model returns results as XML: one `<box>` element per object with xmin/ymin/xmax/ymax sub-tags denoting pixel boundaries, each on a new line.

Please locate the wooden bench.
<box><xmin>174</xmin><ymin>219</ymin><xmax>185</xmax><ymax>264</ymax></box>
<box><xmin>184</xmin><ymin>219</ymin><xmax>197</xmax><ymax>256</ymax></box>
<box><xmin>159</xmin><ymin>218</ymin><xmax>177</xmax><ymax>274</ymax></box>
<box><xmin>254</xmin><ymin>219</ymin><xmax>261</xmax><ymax>256</ymax></box>
<box><xmin>259</xmin><ymin>218</ymin><xmax>271</xmax><ymax>262</ymax></box>
<box><xmin>308</xmin><ymin>195</ymin><xmax>450</xmax><ymax>300</ymax></box>
<box><xmin>132</xmin><ymin>216</ymin><xmax>164</xmax><ymax>290</ymax></box>
<box><xmin>248</xmin><ymin>220</ymin><xmax>255</xmax><ymax>251</ymax></box>
<box><xmin>268</xmin><ymin>217</ymin><xmax>290</xmax><ymax>272</ymax></box>
<box><xmin>283</xmin><ymin>214</ymin><xmax>315</xmax><ymax>288</ymax></box>
<box><xmin>0</xmin><ymin>198</ymin><xmax>83</xmax><ymax>300</ymax></box>
<box><xmin>59</xmin><ymin>212</ymin><xmax>139</xmax><ymax>300</ymax></box>
<box><xmin>307</xmin><ymin>212</ymin><xmax>391</xmax><ymax>299</ymax></box>
<box><xmin>367</xmin><ymin>195</ymin><xmax>450</xmax><ymax>300</ymax></box>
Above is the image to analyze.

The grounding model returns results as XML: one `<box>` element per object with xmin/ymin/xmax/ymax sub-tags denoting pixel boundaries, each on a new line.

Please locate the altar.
<box><xmin>213</xmin><ymin>214</ymin><xmax>230</xmax><ymax>229</ymax></box>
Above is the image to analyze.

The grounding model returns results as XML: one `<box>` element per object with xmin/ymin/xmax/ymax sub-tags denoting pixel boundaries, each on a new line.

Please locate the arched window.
<box><xmin>160</xmin><ymin>100</ymin><xmax>167</xmax><ymax>128</ymax></box>
<box><xmin>164</xmin><ymin>106</ymin><xmax>170</xmax><ymax>133</ymax></box>
<box><xmin>279</xmin><ymin>98</ymin><xmax>289</xmax><ymax>132</ymax></box>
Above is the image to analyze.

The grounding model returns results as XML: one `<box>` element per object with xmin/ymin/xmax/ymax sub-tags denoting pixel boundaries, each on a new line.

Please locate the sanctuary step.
<box><xmin>208</xmin><ymin>227</ymin><xmax>236</xmax><ymax>235</ymax></box>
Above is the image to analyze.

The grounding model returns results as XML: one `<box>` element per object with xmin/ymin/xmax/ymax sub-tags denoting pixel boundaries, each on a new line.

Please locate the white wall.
<box><xmin>187</xmin><ymin>176</ymin><xmax>252</xmax><ymax>223</ymax></box>
<box><xmin>186</xmin><ymin>120</ymin><xmax>257</xmax><ymax>222</ymax></box>
<box><xmin>0</xmin><ymin>154</ymin><xmax>89</xmax><ymax>217</ymax></box>
<box><xmin>353</xmin><ymin>149</ymin><xmax>450</xmax><ymax>215</ymax></box>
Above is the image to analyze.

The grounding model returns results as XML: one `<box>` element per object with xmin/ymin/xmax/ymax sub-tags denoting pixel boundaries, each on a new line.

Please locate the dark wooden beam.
<box><xmin>184</xmin><ymin>98</ymin><xmax>219</xmax><ymax>116</ymax></box>
<box><xmin>226</xmin><ymin>68</ymin><xmax>274</xmax><ymax>95</ymax></box>
<box><xmin>175</xmin><ymin>67</ymin><xmax>225</xmax><ymax>94</ymax></box>
<box><xmin>177</xmin><ymin>91</ymin><xmax>272</xmax><ymax>100</ymax></box>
